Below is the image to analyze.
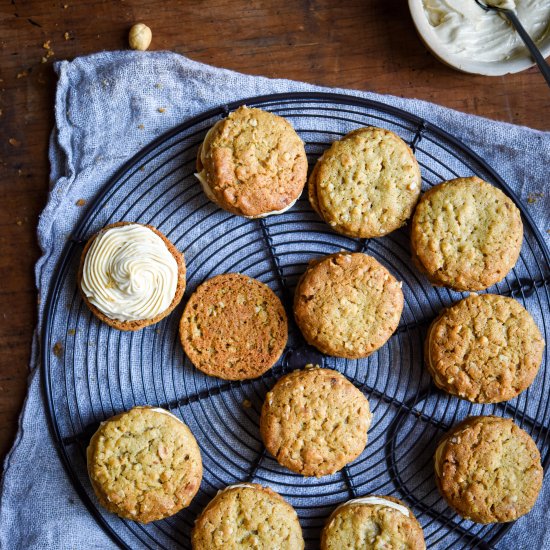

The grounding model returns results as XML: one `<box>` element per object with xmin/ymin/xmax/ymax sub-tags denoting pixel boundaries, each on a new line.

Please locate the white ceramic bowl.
<box><xmin>409</xmin><ymin>0</ymin><xmax>550</xmax><ymax>76</ymax></box>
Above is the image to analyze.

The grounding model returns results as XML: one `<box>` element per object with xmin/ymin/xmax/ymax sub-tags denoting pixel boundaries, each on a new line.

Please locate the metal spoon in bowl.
<box><xmin>475</xmin><ymin>0</ymin><xmax>550</xmax><ymax>86</ymax></box>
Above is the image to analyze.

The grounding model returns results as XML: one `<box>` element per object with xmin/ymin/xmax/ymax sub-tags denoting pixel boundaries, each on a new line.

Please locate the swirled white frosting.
<box><xmin>422</xmin><ymin>0</ymin><xmax>550</xmax><ymax>62</ymax></box>
<box><xmin>81</xmin><ymin>224</ymin><xmax>178</xmax><ymax>322</ymax></box>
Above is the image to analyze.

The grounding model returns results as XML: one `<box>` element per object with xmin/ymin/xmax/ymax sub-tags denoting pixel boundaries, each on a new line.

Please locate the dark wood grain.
<box><xmin>0</xmin><ymin>0</ymin><xmax>548</xmax><ymax>463</ymax></box>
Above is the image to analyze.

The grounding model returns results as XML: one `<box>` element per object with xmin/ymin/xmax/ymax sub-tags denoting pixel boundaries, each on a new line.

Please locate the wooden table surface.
<box><xmin>0</xmin><ymin>0</ymin><xmax>548</xmax><ymax>463</ymax></box>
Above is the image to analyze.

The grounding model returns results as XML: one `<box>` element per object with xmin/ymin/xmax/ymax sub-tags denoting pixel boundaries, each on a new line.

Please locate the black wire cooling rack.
<box><xmin>42</xmin><ymin>92</ymin><xmax>550</xmax><ymax>550</ymax></box>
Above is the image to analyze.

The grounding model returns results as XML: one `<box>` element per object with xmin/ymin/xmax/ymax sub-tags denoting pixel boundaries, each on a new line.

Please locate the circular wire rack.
<box><xmin>42</xmin><ymin>92</ymin><xmax>550</xmax><ymax>550</ymax></box>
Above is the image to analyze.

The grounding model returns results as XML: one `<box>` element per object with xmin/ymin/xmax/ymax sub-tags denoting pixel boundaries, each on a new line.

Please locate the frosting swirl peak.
<box><xmin>81</xmin><ymin>223</ymin><xmax>178</xmax><ymax>322</ymax></box>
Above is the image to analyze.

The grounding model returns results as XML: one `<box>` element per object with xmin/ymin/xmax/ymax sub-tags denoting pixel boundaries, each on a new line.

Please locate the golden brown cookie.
<box><xmin>260</xmin><ymin>366</ymin><xmax>372</xmax><ymax>477</ymax></box>
<box><xmin>309</xmin><ymin>127</ymin><xmax>421</xmax><ymax>237</ymax></box>
<box><xmin>192</xmin><ymin>483</ymin><xmax>304</xmax><ymax>550</ymax></box>
<box><xmin>179</xmin><ymin>273</ymin><xmax>288</xmax><ymax>380</ymax></box>
<box><xmin>87</xmin><ymin>406</ymin><xmax>202</xmax><ymax>523</ymax></box>
<box><xmin>425</xmin><ymin>294</ymin><xmax>544</xmax><ymax>403</ymax></box>
<box><xmin>294</xmin><ymin>253</ymin><xmax>404</xmax><ymax>358</ymax></box>
<box><xmin>434</xmin><ymin>415</ymin><xmax>543</xmax><ymax>523</ymax></box>
<box><xmin>78</xmin><ymin>221</ymin><xmax>186</xmax><ymax>331</ymax></box>
<box><xmin>321</xmin><ymin>495</ymin><xmax>425</xmax><ymax>550</ymax></box>
<box><xmin>411</xmin><ymin>177</ymin><xmax>523</xmax><ymax>291</ymax></box>
<box><xmin>195</xmin><ymin>106</ymin><xmax>308</xmax><ymax>218</ymax></box>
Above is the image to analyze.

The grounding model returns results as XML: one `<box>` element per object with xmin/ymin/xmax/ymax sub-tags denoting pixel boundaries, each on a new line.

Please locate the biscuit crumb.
<box><xmin>75</xmin><ymin>198</ymin><xmax>86</xmax><ymax>207</ymax></box>
<box><xmin>17</xmin><ymin>71</ymin><xmax>28</xmax><ymax>79</ymax></box>
<box><xmin>53</xmin><ymin>342</ymin><xmax>63</xmax><ymax>357</ymax></box>
<box><xmin>9</xmin><ymin>138</ymin><xmax>21</xmax><ymax>147</ymax></box>
<box><xmin>68</xmin><ymin>329</ymin><xmax>76</xmax><ymax>336</ymax></box>
<box><xmin>41</xmin><ymin>40</ymin><xmax>55</xmax><ymax>63</ymax></box>
<box><xmin>157</xmin><ymin>107</ymin><xmax>166</xmax><ymax>113</ymax></box>
<box><xmin>242</xmin><ymin>399</ymin><xmax>252</xmax><ymax>408</ymax></box>
<box><xmin>527</xmin><ymin>192</ymin><xmax>543</xmax><ymax>204</ymax></box>
<box><xmin>138</xmin><ymin>124</ymin><xmax>144</xmax><ymax>130</ymax></box>
<box><xmin>64</xmin><ymin>31</ymin><xmax>71</xmax><ymax>40</ymax></box>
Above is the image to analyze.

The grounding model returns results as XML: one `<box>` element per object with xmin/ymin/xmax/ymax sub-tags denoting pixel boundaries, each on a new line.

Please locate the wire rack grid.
<box><xmin>42</xmin><ymin>92</ymin><xmax>550</xmax><ymax>550</ymax></box>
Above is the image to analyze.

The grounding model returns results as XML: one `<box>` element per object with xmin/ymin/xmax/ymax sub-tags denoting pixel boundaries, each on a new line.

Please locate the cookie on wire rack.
<box><xmin>179</xmin><ymin>273</ymin><xmax>288</xmax><ymax>380</ymax></box>
<box><xmin>411</xmin><ymin>177</ymin><xmax>523</xmax><ymax>291</ymax></box>
<box><xmin>78</xmin><ymin>221</ymin><xmax>186</xmax><ymax>331</ymax></box>
<box><xmin>321</xmin><ymin>495</ymin><xmax>425</xmax><ymax>550</ymax></box>
<box><xmin>195</xmin><ymin>105</ymin><xmax>308</xmax><ymax>218</ymax></box>
<box><xmin>192</xmin><ymin>483</ymin><xmax>304</xmax><ymax>549</ymax></box>
<box><xmin>294</xmin><ymin>252</ymin><xmax>404</xmax><ymax>358</ymax></box>
<box><xmin>309</xmin><ymin>126</ymin><xmax>421</xmax><ymax>238</ymax></box>
<box><xmin>434</xmin><ymin>415</ymin><xmax>543</xmax><ymax>523</ymax></box>
<box><xmin>425</xmin><ymin>293</ymin><xmax>544</xmax><ymax>403</ymax></box>
<box><xmin>260</xmin><ymin>366</ymin><xmax>372</xmax><ymax>477</ymax></box>
<box><xmin>87</xmin><ymin>406</ymin><xmax>202</xmax><ymax>523</ymax></box>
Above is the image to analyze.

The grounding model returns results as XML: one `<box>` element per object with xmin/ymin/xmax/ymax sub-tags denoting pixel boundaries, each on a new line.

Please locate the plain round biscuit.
<box><xmin>196</xmin><ymin>105</ymin><xmax>308</xmax><ymax>218</ymax></box>
<box><xmin>425</xmin><ymin>294</ymin><xmax>544</xmax><ymax>403</ymax></box>
<box><xmin>321</xmin><ymin>495</ymin><xmax>425</xmax><ymax>550</ymax></box>
<box><xmin>192</xmin><ymin>483</ymin><xmax>304</xmax><ymax>549</ymax></box>
<box><xmin>434</xmin><ymin>415</ymin><xmax>543</xmax><ymax>523</ymax></box>
<box><xmin>87</xmin><ymin>406</ymin><xmax>202</xmax><ymax>523</ymax></box>
<box><xmin>294</xmin><ymin>253</ymin><xmax>404</xmax><ymax>358</ymax></box>
<box><xmin>179</xmin><ymin>273</ymin><xmax>288</xmax><ymax>380</ymax></box>
<box><xmin>309</xmin><ymin>127</ymin><xmax>421</xmax><ymax>238</ymax></box>
<box><xmin>78</xmin><ymin>221</ymin><xmax>186</xmax><ymax>331</ymax></box>
<box><xmin>410</xmin><ymin>177</ymin><xmax>523</xmax><ymax>291</ymax></box>
<box><xmin>260</xmin><ymin>367</ymin><xmax>372</xmax><ymax>477</ymax></box>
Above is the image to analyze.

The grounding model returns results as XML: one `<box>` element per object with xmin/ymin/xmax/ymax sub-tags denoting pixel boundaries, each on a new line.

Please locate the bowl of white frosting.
<box><xmin>409</xmin><ymin>0</ymin><xmax>550</xmax><ymax>75</ymax></box>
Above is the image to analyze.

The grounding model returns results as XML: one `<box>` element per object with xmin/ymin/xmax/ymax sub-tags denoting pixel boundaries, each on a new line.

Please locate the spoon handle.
<box><xmin>504</xmin><ymin>9</ymin><xmax>550</xmax><ymax>87</ymax></box>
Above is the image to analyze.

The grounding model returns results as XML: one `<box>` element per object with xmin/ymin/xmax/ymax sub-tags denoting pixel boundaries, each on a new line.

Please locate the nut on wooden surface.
<box><xmin>129</xmin><ymin>23</ymin><xmax>152</xmax><ymax>51</ymax></box>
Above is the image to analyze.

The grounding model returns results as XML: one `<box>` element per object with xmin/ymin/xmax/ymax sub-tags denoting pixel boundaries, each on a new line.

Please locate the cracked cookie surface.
<box><xmin>260</xmin><ymin>367</ymin><xmax>372</xmax><ymax>477</ymax></box>
<box><xmin>411</xmin><ymin>177</ymin><xmax>523</xmax><ymax>291</ymax></box>
<box><xmin>309</xmin><ymin>127</ymin><xmax>421</xmax><ymax>237</ymax></box>
<box><xmin>321</xmin><ymin>495</ymin><xmax>425</xmax><ymax>550</ymax></box>
<box><xmin>192</xmin><ymin>483</ymin><xmax>304</xmax><ymax>549</ymax></box>
<box><xmin>196</xmin><ymin>106</ymin><xmax>307</xmax><ymax>218</ymax></box>
<box><xmin>87</xmin><ymin>406</ymin><xmax>202</xmax><ymax>523</ymax></box>
<box><xmin>434</xmin><ymin>415</ymin><xmax>542</xmax><ymax>523</ymax></box>
<box><xmin>294</xmin><ymin>253</ymin><xmax>403</xmax><ymax>358</ymax></box>
<box><xmin>426</xmin><ymin>294</ymin><xmax>544</xmax><ymax>403</ymax></box>
<box><xmin>179</xmin><ymin>273</ymin><xmax>287</xmax><ymax>380</ymax></box>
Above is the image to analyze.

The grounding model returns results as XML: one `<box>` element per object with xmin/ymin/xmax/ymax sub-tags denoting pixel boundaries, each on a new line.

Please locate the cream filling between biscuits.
<box><xmin>219</xmin><ymin>483</ymin><xmax>257</xmax><ymax>493</ymax></box>
<box><xmin>434</xmin><ymin>438</ymin><xmax>447</xmax><ymax>478</ymax></box>
<box><xmin>194</xmin><ymin>120</ymin><xmax>298</xmax><ymax>219</ymax></box>
<box><xmin>147</xmin><ymin>407</ymin><xmax>186</xmax><ymax>425</ymax></box>
<box><xmin>333</xmin><ymin>496</ymin><xmax>410</xmax><ymax>517</ymax></box>
<box><xmin>81</xmin><ymin>224</ymin><xmax>178</xmax><ymax>322</ymax></box>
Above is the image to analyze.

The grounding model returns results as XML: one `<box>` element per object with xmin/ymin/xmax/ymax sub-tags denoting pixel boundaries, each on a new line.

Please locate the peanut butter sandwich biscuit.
<box><xmin>309</xmin><ymin>127</ymin><xmax>421</xmax><ymax>237</ymax></box>
<box><xmin>321</xmin><ymin>495</ymin><xmax>425</xmax><ymax>550</ymax></box>
<box><xmin>434</xmin><ymin>415</ymin><xmax>543</xmax><ymax>523</ymax></box>
<box><xmin>294</xmin><ymin>252</ymin><xmax>403</xmax><ymax>358</ymax></box>
<box><xmin>411</xmin><ymin>177</ymin><xmax>523</xmax><ymax>291</ymax></box>
<box><xmin>260</xmin><ymin>366</ymin><xmax>372</xmax><ymax>477</ymax></box>
<box><xmin>192</xmin><ymin>483</ymin><xmax>304</xmax><ymax>549</ymax></box>
<box><xmin>87</xmin><ymin>406</ymin><xmax>202</xmax><ymax>523</ymax></box>
<box><xmin>426</xmin><ymin>294</ymin><xmax>544</xmax><ymax>403</ymax></box>
<box><xmin>195</xmin><ymin>106</ymin><xmax>308</xmax><ymax>218</ymax></box>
